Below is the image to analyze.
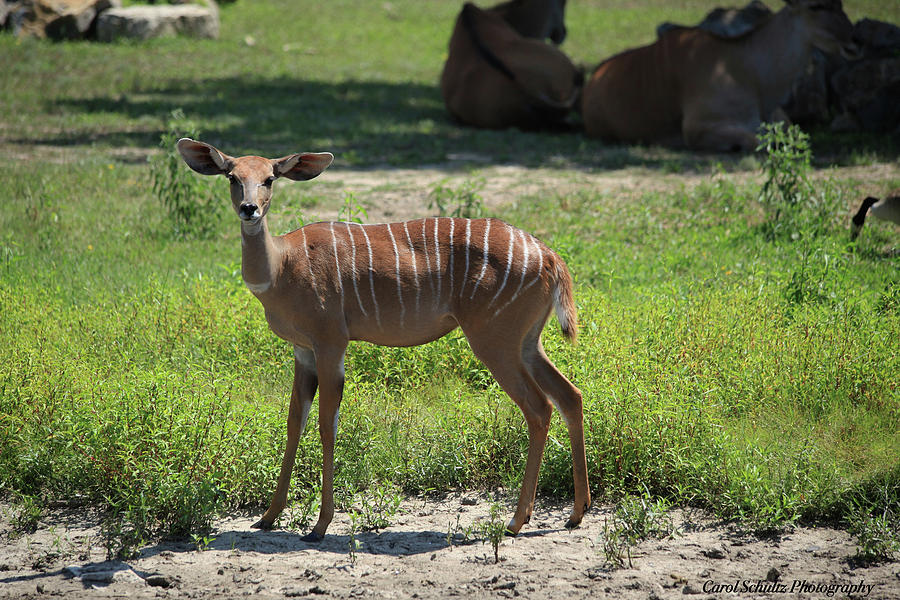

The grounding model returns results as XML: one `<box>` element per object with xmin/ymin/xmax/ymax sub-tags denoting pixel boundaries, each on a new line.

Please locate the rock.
<box><xmin>853</xmin><ymin>18</ymin><xmax>900</xmax><ymax>55</ymax></box>
<box><xmin>95</xmin><ymin>3</ymin><xmax>218</xmax><ymax>42</ymax></box>
<box><xmin>766</xmin><ymin>567</ymin><xmax>781</xmax><ymax>582</ymax></box>
<box><xmin>1</xmin><ymin>2</ymin><xmax>18</xmax><ymax>29</ymax></box>
<box><xmin>701</xmin><ymin>547</ymin><xmax>727</xmax><ymax>559</ymax></box>
<box><xmin>144</xmin><ymin>573</ymin><xmax>176</xmax><ymax>588</ymax></box>
<box><xmin>831</xmin><ymin>56</ymin><xmax>900</xmax><ymax>132</ymax></box>
<box><xmin>12</xmin><ymin>0</ymin><xmax>120</xmax><ymax>40</ymax></box>
<box><xmin>785</xmin><ymin>18</ymin><xmax>900</xmax><ymax>133</ymax></box>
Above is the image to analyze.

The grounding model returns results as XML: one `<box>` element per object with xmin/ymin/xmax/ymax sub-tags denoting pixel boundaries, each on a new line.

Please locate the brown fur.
<box><xmin>581</xmin><ymin>0</ymin><xmax>857</xmax><ymax>151</ymax></box>
<box><xmin>440</xmin><ymin>0</ymin><xmax>581</xmax><ymax>130</ymax></box>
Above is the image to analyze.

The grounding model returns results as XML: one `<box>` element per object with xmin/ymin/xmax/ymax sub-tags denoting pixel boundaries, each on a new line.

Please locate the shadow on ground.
<box><xmin>18</xmin><ymin>75</ymin><xmax>888</xmax><ymax>172</ymax></box>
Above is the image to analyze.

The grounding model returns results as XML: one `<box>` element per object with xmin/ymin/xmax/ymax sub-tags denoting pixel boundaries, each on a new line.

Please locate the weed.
<box><xmin>192</xmin><ymin>532</ymin><xmax>217</xmax><ymax>552</ymax></box>
<box><xmin>600</xmin><ymin>491</ymin><xmax>676</xmax><ymax>569</ymax></box>
<box><xmin>347</xmin><ymin>510</ymin><xmax>362</xmax><ymax>565</ymax></box>
<box><xmin>9</xmin><ymin>494</ymin><xmax>42</xmax><ymax>536</ymax></box>
<box><xmin>285</xmin><ymin>486</ymin><xmax>322</xmax><ymax>532</ymax></box>
<box><xmin>101</xmin><ymin>506</ymin><xmax>148</xmax><ymax>561</ymax></box>
<box><xmin>353</xmin><ymin>481</ymin><xmax>402</xmax><ymax>532</ymax></box>
<box><xmin>757</xmin><ymin>122</ymin><xmax>814</xmax><ymax>236</ymax></box>
<box><xmin>428</xmin><ymin>177</ymin><xmax>485</xmax><ymax>218</ymax></box>
<box><xmin>847</xmin><ymin>506</ymin><xmax>900</xmax><ymax>564</ymax></box>
<box><xmin>149</xmin><ymin>109</ymin><xmax>221</xmax><ymax>238</ymax></box>
<box><xmin>338</xmin><ymin>191</ymin><xmax>370</xmax><ymax>224</ymax></box>
<box><xmin>477</xmin><ymin>502</ymin><xmax>507</xmax><ymax>564</ymax></box>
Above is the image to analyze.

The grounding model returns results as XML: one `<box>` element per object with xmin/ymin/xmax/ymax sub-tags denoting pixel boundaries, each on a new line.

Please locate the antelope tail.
<box><xmin>551</xmin><ymin>255</ymin><xmax>578</xmax><ymax>343</ymax></box>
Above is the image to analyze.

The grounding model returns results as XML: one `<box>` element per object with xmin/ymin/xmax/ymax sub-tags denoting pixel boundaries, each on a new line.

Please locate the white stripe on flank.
<box><xmin>494</xmin><ymin>236</ymin><xmax>543</xmax><ymax>317</ymax></box>
<box><xmin>330</xmin><ymin>223</ymin><xmax>344</xmax><ymax>308</ymax></box>
<box><xmin>244</xmin><ymin>279</ymin><xmax>272</xmax><ymax>294</ymax></box>
<box><xmin>470</xmin><ymin>219</ymin><xmax>492</xmax><ymax>299</ymax></box>
<box><xmin>489</xmin><ymin>224</ymin><xmax>515</xmax><ymax>306</ymax></box>
<box><xmin>460</xmin><ymin>219</ymin><xmax>472</xmax><ymax>299</ymax></box>
<box><xmin>507</xmin><ymin>230</ymin><xmax>529</xmax><ymax>302</ymax></box>
<box><xmin>403</xmin><ymin>222</ymin><xmax>421</xmax><ymax>315</ymax></box>
<box><xmin>301</xmin><ymin>228</ymin><xmax>323</xmax><ymax>308</ymax></box>
<box><xmin>357</xmin><ymin>224</ymin><xmax>382</xmax><ymax>328</ymax></box>
<box><xmin>344</xmin><ymin>223</ymin><xmax>368</xmax><ymax>318</ymax></box>
<box><xmin>448</xmin><ymin>219</ymin><xmax>455</xmax><ymax>301</ymax></box>
<box><xmin>386</xmin><ymin>223</ymin><xmax>405</xmax><ymax>326</ymax></box>
<box><xmin>433</xmin><ymin>218</ymin><xmax>441</xmax><ymax>307</ymax></box>
<box><xmin>421</xmin><ymin>219</ymin><xmax>435</xmax><ymax>299</ymax></box>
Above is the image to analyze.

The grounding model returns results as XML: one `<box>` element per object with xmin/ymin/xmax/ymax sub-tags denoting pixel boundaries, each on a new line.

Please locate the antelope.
<box><xmin>176</xmin><ymin>138</ymin><xmax>591</xmax><ymax>541</ymax></box>
<box><xmin>440</xmin><ymin>0</ymin><xmax>582</xmax><ymax>130</ymax></box>
<box><xmin>581</xmin><ymin>0</ymin><xmax>859</xmax><ymax>151</ymax></box>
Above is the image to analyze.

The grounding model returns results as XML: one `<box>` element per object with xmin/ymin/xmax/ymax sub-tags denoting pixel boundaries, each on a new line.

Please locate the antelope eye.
<box><xmin>226</xmin><ymin>173</ymin><xmax>237</xmax><ymax>183</ymax></box>
<box><xmin>263</xmin><ymin>176</ymin><xmax>276</xmax><ymax>187</ymax></box>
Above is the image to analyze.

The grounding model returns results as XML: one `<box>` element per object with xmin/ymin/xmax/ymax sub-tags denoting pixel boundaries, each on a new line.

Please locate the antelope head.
<box><xmin>176</xmin><ymin>138</ymin><xmax>334</xmax><ymax>226</ymax></box>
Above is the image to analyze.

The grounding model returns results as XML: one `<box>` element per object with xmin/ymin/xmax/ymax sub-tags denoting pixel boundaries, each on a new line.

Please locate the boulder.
<box><xmin>784</xmin><ymin>17</ymin><xmax>900</xmax><ymax>134</ymax></box>
<box><xmin>830</xmin><ymin>57</ymin><xmax>900</xmax><ymax>133</ymax></box>
<box><xmin>95</xmin><ymin>3</ymin><xmax>218</xmax><ymax>42</ymax></box>
<box><xmin>1</xmin><ymin>2</ymin><xmax>17</xmax><ymax>30</ymax></box>
<box><xmin>853</xmin><ymin>18</ymin><xmax>900</xmax><ymax>55</ymax></box>
<box><xmin>11</xmin><ymin>0</ymin><xmax>120</xmax><ymax>39</ymax></box>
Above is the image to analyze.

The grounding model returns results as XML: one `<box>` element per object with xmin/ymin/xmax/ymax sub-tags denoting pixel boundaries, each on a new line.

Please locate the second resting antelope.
<box><xmin>177</xmin><ymin>138</ymin><xmax>591</xmax><ymax>541</ymax></box>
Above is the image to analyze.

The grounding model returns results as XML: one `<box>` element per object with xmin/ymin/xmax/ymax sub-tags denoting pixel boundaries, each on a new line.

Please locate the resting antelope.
<box><xmin>581</xmin><ymin>0</ymin><xmax>859</xmax><ymax>151</ymax></box>
<box><xmin>176</xmin><ymin>138</ymin><xmax>590</xmax><ymax>541</ymax></box>
<box><xmin>440</xmin><ymin>0</ymin><xmax>582</xmax><ymax>130</ymax></box>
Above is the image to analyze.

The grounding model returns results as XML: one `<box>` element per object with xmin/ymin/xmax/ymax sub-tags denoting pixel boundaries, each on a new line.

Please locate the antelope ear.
<box><xmin>176</xmin><ymin>138</ymin><xmax>234</xmax><ymax>176</ymax></box>
<box><xmin>273</xmin><ymin>152</ymin><xmax>334</xmax><ymax>181</ymax></box>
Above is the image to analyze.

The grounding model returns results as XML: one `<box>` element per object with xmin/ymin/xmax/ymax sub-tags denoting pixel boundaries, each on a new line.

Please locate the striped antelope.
<box><xmin>177</xmin><ymin>138</ymin><xmax>590</xmax><ymax>541</ymax></box>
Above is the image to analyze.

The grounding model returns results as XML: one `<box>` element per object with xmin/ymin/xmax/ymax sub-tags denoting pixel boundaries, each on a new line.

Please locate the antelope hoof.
<box><xmin>505</xmin><ymin>518</ymin><xmax>522</xmax><ymax>537</ymax></box>
<box><xmin>564</xmin><ymin>502</ymin><xmax>590</xmax><ymax>529</ymax></box>
<box><xmin>301</xmin><ymin>530</ymin><xmax>324</xmax><ymax>543</ymax></box>
<box><xmin>251</xmin><ymin>518</ymin><xmax>274</xmax><ymax>530</ymax></box>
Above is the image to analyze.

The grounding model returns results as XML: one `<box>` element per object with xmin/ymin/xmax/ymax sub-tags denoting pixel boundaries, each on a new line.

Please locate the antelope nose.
<box><xmin>239</xmin><ymin>203</ymin><xmax>259</xmax><ymax>219</ymax></box>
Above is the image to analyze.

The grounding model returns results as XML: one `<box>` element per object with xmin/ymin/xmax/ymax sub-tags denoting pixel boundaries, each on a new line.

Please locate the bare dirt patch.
<box><xmin>2</xmin><ymin>496</ymin><xmax>898</xmax><ymax>600</ymax></box>
<box><xmin>310</xmin><ymin>162</ymin><xmax>898</xmax><ymax>224</ymax></box>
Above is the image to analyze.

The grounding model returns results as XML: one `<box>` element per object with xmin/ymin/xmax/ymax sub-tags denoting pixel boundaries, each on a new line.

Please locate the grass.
<box><xmin>1</xmin><ymin>0</ymin><xmax>899</xmax><ymax>557</ymax></box>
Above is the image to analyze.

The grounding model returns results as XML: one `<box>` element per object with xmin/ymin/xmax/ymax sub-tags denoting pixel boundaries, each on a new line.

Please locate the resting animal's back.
<box><xmin>581</xmin><ymin>29</ymin><xmax>708</xmax><ymax>144</ymax></box>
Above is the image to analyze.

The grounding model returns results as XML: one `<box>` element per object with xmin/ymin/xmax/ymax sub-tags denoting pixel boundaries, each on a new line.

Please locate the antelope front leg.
<box><xmin>253</xmin><ymin>347</ymin><xmax>317</xmax><ymax>530</ymax></box>
<box><xmin>302</xmin><ymin>348</ymin><xmax>346</xmax><ymax>543</ymax></box>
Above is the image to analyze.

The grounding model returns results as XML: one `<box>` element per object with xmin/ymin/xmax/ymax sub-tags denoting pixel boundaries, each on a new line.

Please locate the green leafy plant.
<box><xmin>848</xmin><ymin>506</ymin><xmax>900</xmax><ymax>564</ymax></box>
<box><xmin>756</xmin><ymin>122</ymin><xmax>814</xmax><ymax>236</ymax></box>
<box><xmin>600</xmin><ymin>491</ymin><xmax>676</xmax><ymax>568</ymax></box>
<box><xmin>9</xmin><ymin>494</ymin><xmax>42</xmax><ymax>536</ymax></box>
<box><xmin>339</xmin><ymin>191</ymin><xmax>370</xmax><ymax>224</ymax></box>
<box><xmin>149</xmin><ymin>109</ymin><xmax>221</xmax><ymax>238</ymax></box>
<box><xmin>428</xmin><ymin>177</ymin><xmax>485</xmax><ymax>218</ymax></box>
<box><xmin>477</xmin><ymin>502</ymin><xmax>507</xmax><ymax>563</ymax></box>
<box><xmin>285</xmin><ymin>486</ymin><xmax>322</xmax><ymax>532</ymax></box>
<box><xmin>192</xmin><ymin>532</ymin><xmax>217</xmax><ymax>552</ymax></box>
<box><xmin>353</xmin><ymin>481</ymin><xmax>402</xmax><ymax>532</ymax></box>
<box><xmin>347</xmin><ymin>510</ymin><xmax>362</xmax><ymax>565</ymax></box>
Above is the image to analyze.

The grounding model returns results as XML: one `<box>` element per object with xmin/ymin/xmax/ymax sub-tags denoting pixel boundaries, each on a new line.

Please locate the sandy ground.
<box><xmin>1</xmin><ymin>495</ymin><xmax>898</xmax><ymax>600</ymax></box>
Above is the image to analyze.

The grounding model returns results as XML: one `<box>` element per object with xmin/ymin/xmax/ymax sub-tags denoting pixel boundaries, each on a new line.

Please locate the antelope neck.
<box><xmin>241</xmin><ymin>217</ymin><xmax>281</xmax><ymax>292</ymax></box>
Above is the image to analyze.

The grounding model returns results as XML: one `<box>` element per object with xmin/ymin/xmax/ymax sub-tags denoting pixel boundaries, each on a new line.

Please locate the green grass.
<box><xmin>1</xmin><ymin>0</ymin><xmax>899</xmax><ymax>554</ymax></box>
